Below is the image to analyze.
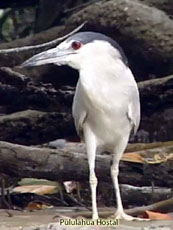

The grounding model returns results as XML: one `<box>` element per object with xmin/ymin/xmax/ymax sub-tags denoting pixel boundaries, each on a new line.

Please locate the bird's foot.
<box><xmin>114</xmin><ymin>211</ymin><xmax>134</xmax><ymax>221</ymax></box>
<box><xmin>114</xmin><ymin>211</ymin><xmax>148</xmax><ymax>221</ymax></box>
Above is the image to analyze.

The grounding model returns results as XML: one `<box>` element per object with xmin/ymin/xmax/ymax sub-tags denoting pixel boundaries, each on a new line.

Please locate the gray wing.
<box><xmin>127</xmin><ymin>85</ymin><xmax>140</xmax><ymax>135</ymax></box>
<box><xmin>72</xmin><ymin>81</ymin><xmax>87</xmax><ymax>138</ymax></box>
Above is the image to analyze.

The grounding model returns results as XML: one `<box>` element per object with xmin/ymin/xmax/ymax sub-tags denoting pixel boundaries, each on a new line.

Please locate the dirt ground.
<box><xmin>0</xmin><ymin>208</ymin><xmax>172</xmax><ymax>230</ymax></box>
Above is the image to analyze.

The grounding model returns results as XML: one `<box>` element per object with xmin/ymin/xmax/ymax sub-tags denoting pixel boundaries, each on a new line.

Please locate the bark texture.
<box><xmin>0</xmin><ymin>110</ymin><xmax>74</xmax><ymax>145</ymax></box>
<box><xmin>0</xmin><ymin>141</ymin><xmax>172</xmax><ymax>187</ymax></box>
<box><xmin>139</xmin><ymin>0</ymin><xmax>173</xmax><ymax>16</ymax></box>
<box><xmin>135</xmin><ymin>75</ymin><xmax>173</xmax><ymax>142</ymax></box>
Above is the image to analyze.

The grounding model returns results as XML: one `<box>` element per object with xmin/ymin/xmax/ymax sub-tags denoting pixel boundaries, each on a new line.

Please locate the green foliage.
<box><xmin>0</xmin><ymin>7</ymin><xmax>35</xmax><ymax>42</ymax></box>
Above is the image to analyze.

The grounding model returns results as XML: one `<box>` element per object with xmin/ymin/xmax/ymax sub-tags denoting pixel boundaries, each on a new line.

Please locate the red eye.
<box><xmin>71</xmin><ymin>41</ymin><xmax>82</xmax><ymax>50</ymax></box>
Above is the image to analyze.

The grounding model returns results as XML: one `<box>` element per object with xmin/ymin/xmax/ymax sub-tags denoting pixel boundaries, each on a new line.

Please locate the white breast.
<box><xmin>73</xmin><ymin>59</ymin><xmax>139</xmax><ymax>150</ymax></box>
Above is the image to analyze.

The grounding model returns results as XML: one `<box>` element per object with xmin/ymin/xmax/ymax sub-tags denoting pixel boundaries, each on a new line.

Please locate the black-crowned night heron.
<box><xmin>22</xmin><ymin>32</ymin><xmax>140</xmax><ymax>220</ymax></box>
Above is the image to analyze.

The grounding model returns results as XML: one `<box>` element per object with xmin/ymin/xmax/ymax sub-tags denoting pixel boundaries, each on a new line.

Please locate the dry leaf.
<box><xmin>144</xmin><ymin>153</ymin><xmax>173</xmax><ymax>164</ymax></box>
<box><xmin>26</xmin><ymin>201</ymin><xmax>52</xmax><ymax>211</ymax></box>
<box><xmin>121</xmin><ymin>152</ymin><xmax>144</xmax><ymax>163</ymax></box>
<box><xmin>13</xmin><ymin>185</ymin><xmax>58</xmax><ymax>195</ymax></box>
<box><xmin>143</xmin><ymin>210</ymin><xmax>172</xmax><ymax>220</ymax></box>
<box><xmin>18</xmin><ymin>178</ymin><xmax>58</xmax><ymax>186</ymax></box>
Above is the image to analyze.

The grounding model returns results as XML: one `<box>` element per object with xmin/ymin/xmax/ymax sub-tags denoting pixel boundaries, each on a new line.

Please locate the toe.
<box><xmin>114</xmin><ymin>212</ymin><xmax>149</xmax><ymax>221</ymax></box>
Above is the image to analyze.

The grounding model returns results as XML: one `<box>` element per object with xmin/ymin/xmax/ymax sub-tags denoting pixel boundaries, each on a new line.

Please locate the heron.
<box><xmin>22</xmin><ymin>32</ymin><xmax>140</xmax><ymax>221</ymax></box>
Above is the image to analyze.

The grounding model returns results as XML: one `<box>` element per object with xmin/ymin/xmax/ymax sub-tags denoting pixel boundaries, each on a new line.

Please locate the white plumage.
<box><xmin>22</xmin><ymin>32</ymin><xmax>140</xmax><ymax>220</ymax></box>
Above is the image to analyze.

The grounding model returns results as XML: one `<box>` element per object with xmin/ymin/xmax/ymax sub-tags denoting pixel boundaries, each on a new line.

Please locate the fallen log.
<box><xmin>0</xmin><ymin>141</ymin><xmax>172</xmax><ymax>187</ymax></box>
<box><xmin>133</xmin><ymin>75</ymin><xmax>173</xmax><ymax>142</ymax></box>
<box><xmin>46</xmin><ymin>139</ymin><xmax>173</xmax><ymax>154</ymax></box>
<box><xmin>1</xmin><ymin>73</ymin><xmax>172</xmax><ymax>144</ymax></box>
<box><xmin>0</xmin><ymin>110</ymin><xmax>75</xmax><ymax>145</ymax></box>
<box><xmin>120</xmin><ymin>184</ymin><xmax>172</xmax><ymax>207</ymax></box>
<box><xmin>0</xmin><ymin>67</ymin><xmax>74</xmax><ymax>114</ymax></box>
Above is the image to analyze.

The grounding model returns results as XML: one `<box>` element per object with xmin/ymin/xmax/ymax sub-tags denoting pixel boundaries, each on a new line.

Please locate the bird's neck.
<box><xmin>80</xmin><ymin>59</ymin><xmax>129</xmax><ymax>84</ymax></box>
<box><xmin>79</xmin><ymin>60</ymin><xmax>137</xmax><ymax>97</ymax></box>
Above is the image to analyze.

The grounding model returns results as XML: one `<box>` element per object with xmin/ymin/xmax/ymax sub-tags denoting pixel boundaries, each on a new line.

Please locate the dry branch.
<box><xmin>0</xmin><ymin>141</ymin><xmax>172</xmax><ymax>187</ymax></box>
<box><xmin>0</xmin><ymin>23</ymin><xmax>85</xmax><ymax>67</ymax></box>
<box><xmin>0</xmin><ymin>22</ymin><xmax>86</xmax><ymax>54</ymax></box>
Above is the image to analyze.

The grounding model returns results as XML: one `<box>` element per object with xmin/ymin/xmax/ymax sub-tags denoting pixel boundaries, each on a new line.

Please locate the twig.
<box><xmin>7</xmin><ymin>189</ymin><xmax>13</xmax><ymax>210</ymax></box>
<box><xmin>64</xmin><ymin>0</ymin><xmax>99</xmax><ymax>14</ymax></box>
<box><xmin>1</xmin><ymin>179</ymin><xmax>13</xmax><ymax>213</ymax></box>
<box><xmin>76</xmin><ymin>182</ymin><xmax>82</xmax><ymax>202</ymax></box>
<box><xmin>0</xmin><ymin>22</ymin><xmax>87</xmax><ymax>54</ymax></box>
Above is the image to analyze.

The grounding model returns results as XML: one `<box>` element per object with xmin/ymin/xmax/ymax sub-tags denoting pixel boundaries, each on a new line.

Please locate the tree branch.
<box><xmin>0</xmin><ymin>22</ymin><xmax>86</xmax><ymax>54</ymax></box>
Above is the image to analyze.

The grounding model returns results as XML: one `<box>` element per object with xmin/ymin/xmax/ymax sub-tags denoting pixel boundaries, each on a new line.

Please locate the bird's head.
<box><xmin>22</xmin><ymin>32</ymin><xmax>128</xmax><ymax>70</ymax></box>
